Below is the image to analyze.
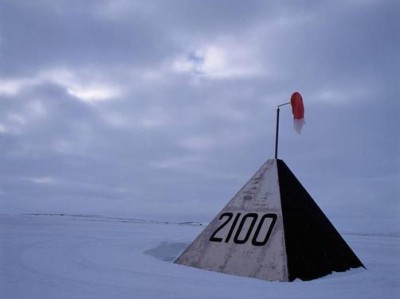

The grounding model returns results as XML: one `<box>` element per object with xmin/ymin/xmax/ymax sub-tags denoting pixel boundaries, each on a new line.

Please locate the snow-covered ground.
<box><xmin>0</xmin><ymin>214</ymin><xmax>398</xmax><ymax>299</ymax></box>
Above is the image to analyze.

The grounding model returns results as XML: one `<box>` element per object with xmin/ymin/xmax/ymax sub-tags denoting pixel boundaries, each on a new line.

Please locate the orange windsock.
<box><xmin>290</xmin><ymin>92</ymin><xmax>304</xmax><ymax>119</ymax></box>
<box><xmin>290</xmin><ymin>92</ymin><xmax>305</xmax><ymax>134</ymax></box>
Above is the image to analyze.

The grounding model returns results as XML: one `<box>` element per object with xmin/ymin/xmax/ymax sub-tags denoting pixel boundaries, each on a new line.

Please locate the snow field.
<box><xmin>0</xmin><ymin>214</ymin><xmax>398</xmax><ymax>299</ymax></box>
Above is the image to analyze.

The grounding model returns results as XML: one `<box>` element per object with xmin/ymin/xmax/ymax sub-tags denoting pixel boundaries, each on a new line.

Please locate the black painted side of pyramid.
<box><xmin>277</xmin><ymin>160</ymin><xmax>365</xmax><ymax>281</ymax></box>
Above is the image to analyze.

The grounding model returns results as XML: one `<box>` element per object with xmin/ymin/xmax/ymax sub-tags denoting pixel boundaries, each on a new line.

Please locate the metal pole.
<box><xmin>274</xmin><ymin>107</ymin><xmax>280</xmax><ymax>159</ymax></box>
<box><xmin>274</xmin><ymin>102</ymin><xmax>290</xmax><ymax>160</ymax></box>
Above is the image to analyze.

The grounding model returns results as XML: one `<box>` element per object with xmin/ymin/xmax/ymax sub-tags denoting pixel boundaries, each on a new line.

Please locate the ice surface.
<box><xmin>0</xmin><ymin>214</ymin><xmax>399</xmax><ymax>299</ymax></box>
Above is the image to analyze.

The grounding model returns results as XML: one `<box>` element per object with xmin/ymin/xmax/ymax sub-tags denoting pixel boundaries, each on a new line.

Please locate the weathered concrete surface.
<box><xmin>175</xmin><ymin>159</ymin><xmax>289</xmax><ymax>281</ymax></box>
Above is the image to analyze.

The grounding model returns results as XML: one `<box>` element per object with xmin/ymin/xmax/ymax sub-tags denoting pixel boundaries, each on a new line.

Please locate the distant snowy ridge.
<box><xmin>15</xmin><ymin>213</ymin><xmax>206</xmax><ymax>227</ymax></box>
<box><xmin>1</xmin><ymin>213</ymin><xmax>397</xmax><ymax>238</ymax></box>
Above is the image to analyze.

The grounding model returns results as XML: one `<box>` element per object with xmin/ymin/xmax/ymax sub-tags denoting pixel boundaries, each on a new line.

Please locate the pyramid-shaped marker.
<box><xmin>174</xmin><ymin>159</ymin><xmax>365</xmax><ymax>281</ymax></box>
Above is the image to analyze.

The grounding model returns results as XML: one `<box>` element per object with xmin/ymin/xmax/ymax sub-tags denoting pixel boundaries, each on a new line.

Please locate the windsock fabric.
<box><xmin>290</xmin><ymin>92</ymin><xmax>305</xmax><ymax>134</ymax></box>
<box><xmin>290</xmin><ymin>92</ymin><xmax>304</xmax><ymax>119</ymax></box>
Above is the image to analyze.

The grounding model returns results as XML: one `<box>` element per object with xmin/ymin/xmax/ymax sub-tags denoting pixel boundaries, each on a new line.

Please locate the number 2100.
<box><xmin>209</xmin><ymin>212</ymin><xmax>277</xmax><ymax>246</ymax></box>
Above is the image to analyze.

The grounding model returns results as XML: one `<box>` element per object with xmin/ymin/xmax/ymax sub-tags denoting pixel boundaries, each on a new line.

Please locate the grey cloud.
<box><xmin>0</xmin><ymin>0</ymin><xmax>398</xmax><ymax>224</ymax></box>
<box><xmin>0</xmin><ymin>1</ymin><xmax>176</xmax><ymax>75</ymax></box>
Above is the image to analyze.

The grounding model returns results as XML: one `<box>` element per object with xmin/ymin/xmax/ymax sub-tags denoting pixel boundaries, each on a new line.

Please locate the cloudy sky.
<box><xmin>0</xmin><ymin>0</ymin><xmax>398</xmax><ymax>228</ymax></box>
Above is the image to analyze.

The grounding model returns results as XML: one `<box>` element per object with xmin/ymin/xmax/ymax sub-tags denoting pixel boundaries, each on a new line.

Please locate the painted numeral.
<box><xmin>225</xmin><ymin>213</ymin><xmax>241</xmax><ymax>243</ymax></box>
<box><xmin>209</xmin><ymin>212</ymin><xmax>233</xmax><ymax>242</ymax></box>
<box><xmin>209</xmin><ymin>212</ymin><xmax>277</xmax><ymax>246</ymax></box>
<box><xmin>252</xmin><ymin>214</ymin><xmax>277</xmax><ymax>246</ymax></box>
<box><xmin>233</xmin><ymin>213</ymin><xmax>258</xmax><ymax>244</ymax></box>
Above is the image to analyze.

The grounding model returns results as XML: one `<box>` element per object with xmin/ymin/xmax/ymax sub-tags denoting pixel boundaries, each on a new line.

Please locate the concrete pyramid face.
<box><xmin>174</xmin><ymin>159</ymin><xmax>364</xmax><ymax>282</ymax></box>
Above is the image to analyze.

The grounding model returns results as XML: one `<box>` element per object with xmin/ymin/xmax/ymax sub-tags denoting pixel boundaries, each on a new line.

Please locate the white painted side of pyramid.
<box><xmin>175</xmin><ymin>159</ymin><xmax>289</xmax><ymax>281</ymax></box>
